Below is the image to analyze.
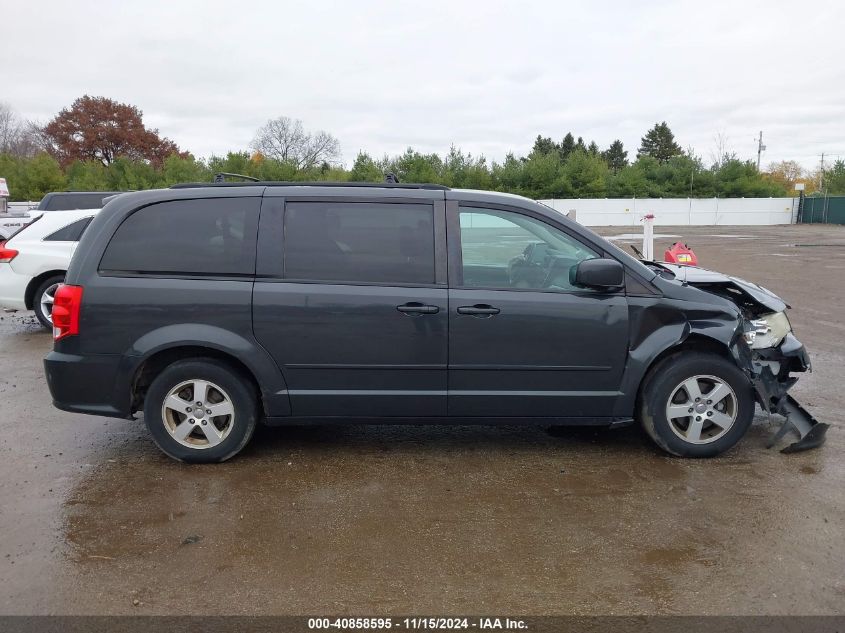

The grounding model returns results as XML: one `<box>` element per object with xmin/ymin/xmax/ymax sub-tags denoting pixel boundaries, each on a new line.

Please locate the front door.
<box><xmin>447</xmin><ymin>204</ymin><xmax>629</xmax><ymax>418</ymax></box>
<box><xmin>253</xmin><ymin>197</ymin><xmax>448</xmax><ymax>417</ymax></box>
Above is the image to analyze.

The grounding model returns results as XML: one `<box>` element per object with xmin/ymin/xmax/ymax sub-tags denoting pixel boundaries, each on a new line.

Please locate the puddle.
<box><xmin>641</xmin><ymin>545</ymin><xmax>712</xmax><ymax>568</ymax></box>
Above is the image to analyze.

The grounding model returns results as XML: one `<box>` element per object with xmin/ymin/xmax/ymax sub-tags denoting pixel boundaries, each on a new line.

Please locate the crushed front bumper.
<box><xmin>745</xmin><ymin>333</ymin><xmax>829</xmax><ymax>453</ymax></box>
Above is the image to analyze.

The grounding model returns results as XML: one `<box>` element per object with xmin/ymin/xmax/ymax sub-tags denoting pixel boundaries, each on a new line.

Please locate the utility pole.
<box><xmin>756</xmin><ymin>131</ymin><xmax>766</xmax><ymax>171</ymax></box>
<box><xmin>819</xmin><ymin>153</ymin><xmax>825</xmax><ymax>192</ymax></box>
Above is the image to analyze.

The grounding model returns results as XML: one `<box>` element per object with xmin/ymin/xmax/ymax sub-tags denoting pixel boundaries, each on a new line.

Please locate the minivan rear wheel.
<box><xmin>33</xmin><ymin>275</ymin><xmax>64</xmax><ymax>329</ymax></box>
<box><xmin>144</xmin><ymin>359</ymin><xmax>258</xmax><ymax>463</ymax></box>
<box><xmin>638</xmin><ymin>352</ymin><xmax>755</xmax><ymax>457</ymax></box>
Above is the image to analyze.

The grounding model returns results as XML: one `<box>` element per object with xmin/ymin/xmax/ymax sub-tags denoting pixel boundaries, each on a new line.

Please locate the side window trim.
<box><xmin>447</xmin><ymin>202</ymin><xmax>622</xmax><ymax>295</ymax></box>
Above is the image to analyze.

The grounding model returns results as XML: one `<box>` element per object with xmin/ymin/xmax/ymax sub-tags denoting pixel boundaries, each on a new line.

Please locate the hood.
<box><xmin>658</xmin><ymin>263</ymin><xmax>788</xmax><ymax>315</ymax></box>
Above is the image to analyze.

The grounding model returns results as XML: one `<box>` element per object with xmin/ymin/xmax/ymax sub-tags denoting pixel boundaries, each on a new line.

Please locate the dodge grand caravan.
<box><xmin>44</xmin><ymin>182</ymin><xmax>826</xmax><ymax>462</ymax></box>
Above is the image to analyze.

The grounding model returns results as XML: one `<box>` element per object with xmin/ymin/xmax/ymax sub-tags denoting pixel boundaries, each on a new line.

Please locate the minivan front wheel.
<box><xmin>639</xmin><ymin>352</ymin><xmax>755</xmax><ymax>457</ymax></box>
<box><xmin>144</xmin><ymin>359</ymin><xmax>258</xmax><ymax>463</ymax></box>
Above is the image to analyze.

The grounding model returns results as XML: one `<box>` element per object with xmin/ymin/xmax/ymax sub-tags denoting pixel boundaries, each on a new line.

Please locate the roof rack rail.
<box><xmin>213</xmin><ymin>172</ymin><xmax>260</xmax><ymax>183</ymax></box>
<box><xmin>170</xmin><ymin>181</ymin><xmax>450</xmax><ymax>190</ymax></box>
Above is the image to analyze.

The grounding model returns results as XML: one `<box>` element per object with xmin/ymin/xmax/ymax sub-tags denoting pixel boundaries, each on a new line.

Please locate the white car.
<box><xmin>0</xmin><ymin>210</ymin><xmax>42</xmax><ymax>241</ymax></box>
<box><xmin>0</xmin><ymin>192</ymin><xmax>121</xmax><ymax>240</ymax></box>
<box><xmin>0</xmin><ymin>208</ymin><xmax>100</xmax><ymax>328</ymax></box>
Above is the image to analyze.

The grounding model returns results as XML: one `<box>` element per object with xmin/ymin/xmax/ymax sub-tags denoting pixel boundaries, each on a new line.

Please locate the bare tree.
<box><xmin>0</xmin><ymin>102</ymin><xmax>22</xmax><ymax>154</ymax></box>
<box><xmin>0</xmin><ymin>102</ymin><xmax>43</xmax><ymax>157</ymax></box>
<box><xmin>19</xmin><ymin>120</ymin><xmax>49</xmax><ymax>156</ymax></box>
<box><xmin>709</xmin><ymin>131</ymin><xmax>736</xmax><ymax>168</ymax></box>
<box><xmin>251</xmin><ymin>116</ymin><xmax>341</xmax><ymax>169</ymax></box>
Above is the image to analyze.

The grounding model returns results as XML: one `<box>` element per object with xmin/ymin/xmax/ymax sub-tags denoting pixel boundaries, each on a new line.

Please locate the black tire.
<box><xmin>638</xmin><ymin>351</ymin><xmax>755</xmax><ymax>457</ymax></box>
<box><xmin>144</xmin><ymin>359</ymin><xmax>258</xmax><ymax>463</ymax></box>
<box><xmin>33</xmin><ymin>275</ymin><xmax>64</xmax><ymax>329</ymax></box>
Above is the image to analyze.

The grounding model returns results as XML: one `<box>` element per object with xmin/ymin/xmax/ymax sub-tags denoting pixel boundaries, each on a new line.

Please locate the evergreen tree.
<box><xmin>348</xmin><ymin>151</ymin><xmax>383</xmax><ymax>181</ymax></box>
<box><xmin>638</xmin><ymin>121</ymin><xmax>683</xmax><ymax>162</ymax></box>
<box><xmin>587</xmin><ymin>141</ymin><xmax>600</xmax><ymax>156</ymax></box>
<box><xmin>531</xmin><ymin>135</ymin><xmax>559</xmax><ymax>156</ymax></box>
<box><xmin>574</xmin><ymin>136</ymin><xmax>587</xmax><ymax>153</ymax></box>
<box><xmin>602</xmin><ymin>140</ymin><xmax>628</xmax><ymax>173</ymax></box>
<box><xmin>559</xmin><ymin>133</ymin><xmax>575</xmax><ymax>160</ymax></box>
<box><xmin>824</xmin><ymin>159</ymin><xmax>845</xmax><ymax>194</ymax></box>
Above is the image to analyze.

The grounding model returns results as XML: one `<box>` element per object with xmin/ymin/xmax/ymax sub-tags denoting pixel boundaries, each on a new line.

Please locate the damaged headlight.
<box><xmin>744</xmin><ymin>312</ymin><xmax>791</xmax><ymax>349</ymax></box>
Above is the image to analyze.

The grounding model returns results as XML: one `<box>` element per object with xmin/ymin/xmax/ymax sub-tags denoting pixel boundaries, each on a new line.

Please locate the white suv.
<box><xmin>0</xmin><ymin>208</ymin><xmax>100</xmax><ymax>328</ymax></box>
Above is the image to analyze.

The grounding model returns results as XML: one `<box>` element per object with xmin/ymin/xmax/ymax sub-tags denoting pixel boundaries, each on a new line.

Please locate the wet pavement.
<box><xmin>0</xmin><ymin>224</ymin><xmax>843</xmax><ymax>615</ymax></box>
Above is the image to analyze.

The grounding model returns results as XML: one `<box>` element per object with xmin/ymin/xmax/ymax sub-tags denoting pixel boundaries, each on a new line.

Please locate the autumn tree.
<box><xmin>763</xmin><ymin>160</ymin><xmax>811</xmax><ymax>194</ymax></box>
<box><xmin>251</xmin><ymin>116</ymin><xmax>341</xmax><ymax>169</ymax></box>
<box><xmin>42</xmin><ymin>96</ymin><xmax>180</xmax><ymax>167</ymax></box>
<box><xmin>638</xmin><ymin>121</ymin><xmax>682</xmax><ymax>162</ymax></box>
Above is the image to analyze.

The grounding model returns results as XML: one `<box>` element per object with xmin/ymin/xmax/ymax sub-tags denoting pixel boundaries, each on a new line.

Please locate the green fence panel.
<box><xmin>830</xmin><ymin>197</ymin><xmax>845</xmax><ymax>224</ymax></box>
<box><xmin>801</xmin><ymin>196</ymin><xmax>845</xmax><ymax>224</ymax></box>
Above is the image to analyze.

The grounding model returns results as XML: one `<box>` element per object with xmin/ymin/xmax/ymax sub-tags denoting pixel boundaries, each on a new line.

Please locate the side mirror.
<box><xmin>571</xmin><ymin>258</ymin><xmax>625</xmax><ymax>290</ymax></box>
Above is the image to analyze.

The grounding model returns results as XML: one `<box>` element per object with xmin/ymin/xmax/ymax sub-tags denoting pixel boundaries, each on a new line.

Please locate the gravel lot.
<box><xmin>0</xmin><ymin>224</ymin><xmax>843</xmax><ymax>615</ymax></box>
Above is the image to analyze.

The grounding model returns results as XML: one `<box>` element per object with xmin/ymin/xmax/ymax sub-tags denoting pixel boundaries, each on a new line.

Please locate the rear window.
<box><xmin>283</xmin><ymin>202</ymin><xmax>435</xmax><ymax>284</ymax></box>
<box><xmin>40</xmin><ymin>193</ymin><xmax>117</xmax><ymax>211</ymax></box>
<box><xmin>5</xmin><ymin>214</ymin><xmax>43</xmax><ymax>240</ymax></box>
<box><xmin>100</xmin><ymin>198</ymin><xmax>259</xmax><ymax>275</ymax></box>
<box><xmin>44</xmin><ymin>217</ymin><xmax>93</xmax><ymax>242</ymax></box>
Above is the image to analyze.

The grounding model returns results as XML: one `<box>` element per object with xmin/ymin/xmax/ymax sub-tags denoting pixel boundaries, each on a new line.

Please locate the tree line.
<box><xmin>1</xmin><ymin>96</ymin><xmax>842</xmax><ymax>202</ymax></box>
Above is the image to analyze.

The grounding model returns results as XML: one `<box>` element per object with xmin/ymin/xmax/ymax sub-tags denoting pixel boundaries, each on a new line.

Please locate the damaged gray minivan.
<box><xmin>44</xmin><ymin>182</ymin><xmax>827</xmax><ymax>462</ymax></box>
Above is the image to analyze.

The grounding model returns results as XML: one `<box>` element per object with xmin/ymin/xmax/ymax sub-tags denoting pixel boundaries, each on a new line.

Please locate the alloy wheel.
<box><xmin>39</xmin><ymin>282</ymin><xmax>61</xmax><ymax>325</ymax></box>
<box><xmin>665</xmin><ymin>374</ymin><xmax>738</xmax><ymax>444</ymax></box>
<box><xmin>161</xmin><ymin>379</ymin><xmax>235</xmax><ymax>449</ymax></box>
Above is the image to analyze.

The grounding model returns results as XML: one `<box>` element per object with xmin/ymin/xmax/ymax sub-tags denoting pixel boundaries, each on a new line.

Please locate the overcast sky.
<box><xmin>3</xmin><ymin>0</ymin><xmax>844</xmax><ymax>170</ymax></box>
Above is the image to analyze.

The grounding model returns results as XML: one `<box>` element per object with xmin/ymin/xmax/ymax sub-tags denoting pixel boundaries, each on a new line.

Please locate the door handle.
<box><xmin>456</xmin><ymin>304</ymin><xmax>501</xmax><ymax>316</ymax></box>
<box><xmin>396</xmin><ymin>302</ymin><xmax>440</xmax><ymax>315</ymax></box>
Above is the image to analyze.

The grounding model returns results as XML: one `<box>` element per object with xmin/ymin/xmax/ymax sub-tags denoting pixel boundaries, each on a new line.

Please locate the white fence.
<box><xmin>538</xmin><ymin>197</ymin><xmax>798</xmax><ymax>226</ymax></box>
<box><xmin>2</xmin><ymin>198</ymin><xmax>800</xmax><ymax>226</ymax></box>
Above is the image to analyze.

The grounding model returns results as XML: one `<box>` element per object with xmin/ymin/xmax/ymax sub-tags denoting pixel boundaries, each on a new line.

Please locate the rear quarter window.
<box><xmin>99</xmin><ymin>198</ymin><xmax>260</xmax><ymax>275</ymax></box>
<box><xmin>44</xmin><ymin>217</ymin><xmax>93</xmax><ymax>242</ymax></box>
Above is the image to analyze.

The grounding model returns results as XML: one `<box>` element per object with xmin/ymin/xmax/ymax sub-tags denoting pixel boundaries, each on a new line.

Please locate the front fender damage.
<box><xmin>730</xmin><ymin>334</ymin><xmax>828</xmax><ymax>453</ymax></box>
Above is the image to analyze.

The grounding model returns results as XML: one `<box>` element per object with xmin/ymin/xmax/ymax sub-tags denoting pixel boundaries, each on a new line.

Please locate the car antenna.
<box><xmin>213</xmin><ymin>172</ymin><xmax>260</xmax><ymax>183</ymax></box>
<box><xmin>630</xmin><ymin>244</ymin><xmax>644</xmax><ymax>259</ymax></box>
<box><xmin>384</xmin><ymin>172</ymin><xmax>400</xmax><ymax>184</ymax></box>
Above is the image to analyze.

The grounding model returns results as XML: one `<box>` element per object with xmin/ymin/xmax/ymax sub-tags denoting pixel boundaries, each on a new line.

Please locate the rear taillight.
<box><xmin>52</xmin><ymin>285</ymin><xmax>84</xmax><ymax>341</ymax></box>
<box><xmin>0</xmin><ymin>246</ymin><xmax>18</xmax><ymax>263</ymax></box>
